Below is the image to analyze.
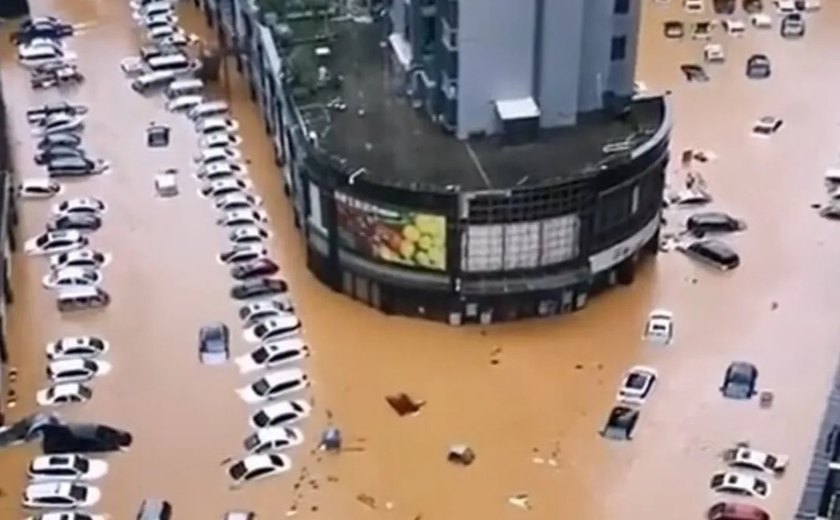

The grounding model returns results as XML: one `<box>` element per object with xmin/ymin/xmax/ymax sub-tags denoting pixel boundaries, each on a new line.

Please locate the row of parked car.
<box><xmin>127</xmin><ymin>0</ymin><xmax>314</xmax><ymax>512</ymax></box>
<box><xmin>14</xmin><ymin>16</ymin><xmax>85</xmax><ymax>91</ymax></box>
<box><xmin>12</xmin><ymin>16</ymin><xmax>125</xmax><ymax>517</ymax></box>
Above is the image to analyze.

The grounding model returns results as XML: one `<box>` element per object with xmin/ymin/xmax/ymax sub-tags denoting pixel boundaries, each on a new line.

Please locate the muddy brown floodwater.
<box><xmin>1</xmin><ymin>0</ymin><xmax>839</xmax><ymax>518</ymax></box>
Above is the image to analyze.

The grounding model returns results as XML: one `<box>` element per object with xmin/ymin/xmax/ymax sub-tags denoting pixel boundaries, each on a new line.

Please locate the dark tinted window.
<box><xmin>252</xmin><ymin>347</ymin><xmax>270</xmax><ymax>364</ymax></box>
<box><xmin>245</xmin><ymin>466</ymin><xmax>274</xmax><ymax>481</ymax></box>
<box><xmin>228</xmin><ymin>461</ymin><xmax>247</xmax><ymax>480</ymax></box>
<box><xmin>253</xmin><ymin>411</ymin><xmax>270</xmax><ymax>427</ymax></box>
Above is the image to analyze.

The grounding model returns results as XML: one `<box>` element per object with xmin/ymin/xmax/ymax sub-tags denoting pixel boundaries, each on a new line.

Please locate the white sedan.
<box><xmin>219</xmin><ymin>244</ymin><xmax>267</xmax><ymax>265</ymax></box>
<box><xmin>217</xmin><ymin>209</ymin><xmax>268</xmax><ymax>228</ymax></box>
<box><xmin>25</xmin><ymin>512</ymin><xmax>107</xmax><ymax>520</ymax></box>
<box><xmin>25</xmin><ymin>230</ymin><xmax>88</xmax><ymax>256</ymax></box>
<box><xmin>239</xmin><ymin>300</ymin><xmax>294</xmax><ymax>326</ymax></box>
<box><xmin>200</xmin><ymin>132</ymin><xmax>242</xmax><ymax>148</ymax></box>
<box><xmin>166</xmin><ymin>94</ymin><xmax>203</xmax><ymax>113</ymax></box>
<box><xmin>243</xmin><ymin>316</ymin><xmax>303</xmax><ymax>344</ymax></box>
<box><xmin>709</xmin><ymin>471</ymin><xmax>771</xmax><ymax>498</ymax></box>
<box><xmin>42</xmin><ymin>267</ymin><xmax>102</xmax><ymax>290</ymax></box>
<box><xmin>723</xmin><ymin>446</ymin><xmax>789</xmax><ymax>474</ymax></box>
<box><xmin>46</xmin><ymin>336</ymin><xmax>110</xmax><ymax>360</ymax></box>
<box><xmin>243</xmin><ymin>426</ymin><xmax>304</xmax><ymax>454</ymax></box>
<box><xmin>49</xmin><ymin>249</ymin><xmax>111</xmax><ymax>271</ymax></box>
<box><xmin>227</xmin><ymin>453</ymin><xmax>291</xmax><ymax>488</ymax></box>
<box><xmin>201</xmin><ymin>178</ymin><xmax>252</xmax><ymax>198</ymax></box>
<box><xmin>195</xmin><ymin>146</ymin><xmax>242</xmax><ymax>165</ymax></box>
<box><xmin>215</xmin><ymin>192</ymin><xmax>261</xmax><ymax>211</ymax></box>
<box><xmin>199</xmin><ymin>161</ymin><xmax>245</xmax><ymax>181</ymax></box>
<box><xmin>249</xmin><ymin>399</ymin><xmax>312</xmax><ymax>429</ymax></box>
<box><xmin>19</xmin><ymin>178</ymin><xmax>62</xmax><ymax>199</ymax></box>
<box><xmin>28</xmin><ymin>454</ymin><xmax>108</xmax><ymax>481</ymax></box>
<box><xmin>230</xmin><ymin>226</ymin><xmax>270</xmax><ymax>245</ymax></box>
<box><xmin>643</xmin><ymin>309</ymin><xmax>674</xmax><ymax>345</ymax></box>
<box><xmin>235</xmin><ymin>338</ymin><xmax>310</xmax><ymax>374</ymax></box>
<box><xmin>196</xmin><ymin>117</ymin><xmax>240</xmax><ymax>135</ymax></box>
<box><xmin>616</xmin><ymin>366</ymin><xmax>658</xmax><ymax>405</ymax></box>
<box><xmin>22</xmin><ymin>482</ymin><xmax>101</xmax><ymax>509</ymax></box>
<box><xmin>46</xmin><ymin>359</ymin><xmax>112</xmax><ymax>384</ymax></box>
<box><xmin>236</xmin><ymin>368</ymin><xmax>310</xmax><ymax>404</ymax></box>
<box><xmin>36</xmin><ymin>382</ymin><xmax>93</xmax><ymax>406</ymax></box>
<box><xmin>52</xmin><ymin>197</ymin><xmax>107</xmax><ymax>217</ymax></box>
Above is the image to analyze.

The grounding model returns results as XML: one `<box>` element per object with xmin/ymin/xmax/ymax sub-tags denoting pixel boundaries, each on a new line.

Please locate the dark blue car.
<box><xmin>720</xmin><ymin>362</ymin><xmax>758</xmax><ymax>399</ymax></box>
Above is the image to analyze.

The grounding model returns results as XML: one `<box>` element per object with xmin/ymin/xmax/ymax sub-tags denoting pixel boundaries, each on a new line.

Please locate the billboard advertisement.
<box><xmin>335</xmin><ymin>192</ymin><xmax>447</xmax><ymax>271</ymax></box>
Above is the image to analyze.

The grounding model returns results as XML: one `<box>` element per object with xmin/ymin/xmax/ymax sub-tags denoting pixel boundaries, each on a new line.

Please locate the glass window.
<box><xmin>540</xmin><ymin>215</ymin><xmax>580</xmax><ymax>266</ymax></box>
<box><xmin>614</xmin><ymin>0</ymin><xmax>630</xmax><ymax>14</ymax></box>
<box><xmin>503</xmin><ymin>222</ymin><xmax>540</xmax><ymax>270</ymax></box>
<box><xmin>463</xmin><ymin>225</ymin><xmax>503</xmax><ymax>272</ymax></box>
<box><xmin>611</xmin><ymin>36</ymin><xmax>627</xmax><ymax>61</ymax></box>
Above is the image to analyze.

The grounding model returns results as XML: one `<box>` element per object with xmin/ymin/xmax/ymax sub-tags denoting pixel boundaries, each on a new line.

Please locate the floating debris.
<box><xmin>357</xmin><ymin>493</ymin><xmax>376</xmax><ymax>509</ymax></box>
<box><xmin>447</xmin><ymin>444</ymin><xmax>476</xmax><ymax>466</ymax></box>
<box><xmin>508</xmin><ymin>494</ymin><xmax>532</xmax><ymax>510</ymax></box>
<box><xmin>385</xmin><ymin>393</ymin><xmax>425</xmax><ymax>416</ymax></box>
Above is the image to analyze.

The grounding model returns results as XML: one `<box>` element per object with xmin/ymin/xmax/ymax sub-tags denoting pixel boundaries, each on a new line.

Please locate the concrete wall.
<box><xmin>456</xmin><ymin>0</ymin><xmax>537</xmax><ymax>138</ymax></box>
<box><xmin>537</xmin><ymin>0</ymin><xmax>585</xmax><ymax>127</ymax></box>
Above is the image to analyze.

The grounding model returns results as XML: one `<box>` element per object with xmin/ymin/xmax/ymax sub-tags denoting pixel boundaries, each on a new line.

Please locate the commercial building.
<box><xmin>0</xmin><ymin>70</ymin><xmax>18</xmax><ymax>420</ymax></box>
<box><xmin>197</xmin><ymin>0</ymin><xmax>671</xmax><ymax>324</ymax></box>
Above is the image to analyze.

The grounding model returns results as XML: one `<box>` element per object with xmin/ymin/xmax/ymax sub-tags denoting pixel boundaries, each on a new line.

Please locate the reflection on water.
<box><xmin>0</xmin><ymin>1</ymin><xmax>839</xmax><ymax>519</ymax></box>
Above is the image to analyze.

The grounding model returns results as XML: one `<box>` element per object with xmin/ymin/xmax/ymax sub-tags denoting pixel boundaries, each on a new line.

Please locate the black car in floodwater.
<box><xmin>40</xmin><ymin>423</ymin><xmax>133</xmax><ymax>454</ymax></box>
<box><xmin>663</xmin><ymin>21</ymin><xmax>685</xmax><ymax>39</ymax></box>
<box><xmin>686</xmin><ymin>212</ymin><xmax>746</xmax><ymax>236</ymax></box>
<box><xmin>47</xmin><ymin>213</ymin><xmax>102</xmax><ymax>233</ymax></box>
<box><xmin>11</xmin><ymin>17</ymin><xmax>74</xmax><ymax>44</ymax></box>
<box><xmin>681</xmin><ymin>64</ymin><xmax>710</xmax><ymax>82</ymax></box>
<box><xmin>199</xmin><ymin>322</ymin><xmax>229</xmax><ymax>365</ymax></box>
<box><xmin>27</xmin><ymin>102</ymin><xmax>88</xmax><ymax>125</ymax></box>
<box><xmin>600</xmin><ymin>406</ymin><xmax>639</xmax><ymax>441</ymax></box>
<box><xmin>714</xmin><ymin>0</ymin><xmax>736</xmax><ymax>14</ymax></box>
<box><xmin>720</xmin><ymin>362</ymin><xmax>758</xmax><ymax>399</ymax></box>
<box><xmin>35</xmin><ymin>145</ymin><xmax>86</xmax><ymax>165</ymax></box>
<box><xmin>678</xmin><ymin>238</ymin><xmax>740</xmax><ymax>271</ymax></box>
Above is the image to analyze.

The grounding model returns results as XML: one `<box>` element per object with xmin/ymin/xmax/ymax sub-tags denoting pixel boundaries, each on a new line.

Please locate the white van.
<box><xmin>165</xmin><ymin>78</ymin><xmax>204</xmax><ymax>99</ymax></box>
<box><xmin>131</xmin><ymin>70</ymin><xmax>176</xmax><ymax>93</ymax></box>
<box><xmin>56</xmin><ymin>286</ymin><xmax>111</xmax><ymax>312</ymax></box>
<box><xmin>147</xmin><ymin>53</ymin><xmax>193</xmax><ymax>74</ymax></box>
<box><xmin>188</xmin><ymin>101</ymin><xmax>230</xmax><ymax>121</ymax></box>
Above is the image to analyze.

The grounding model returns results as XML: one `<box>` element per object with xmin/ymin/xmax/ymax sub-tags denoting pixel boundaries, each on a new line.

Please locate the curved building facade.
<box><xmin>200</xmin><ymin>0</ymin><xmax>670</xmax><ymax>324</ymax></box>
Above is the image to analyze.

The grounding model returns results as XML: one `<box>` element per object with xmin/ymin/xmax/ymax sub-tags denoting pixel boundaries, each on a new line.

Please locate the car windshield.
<box><xmin>254</xmin><ymin>324</ymin><xmax>268</xmax><ymax>338</ymax></box>
<box><xmin>35</xmin><ymin>234</ymin><xmax>51</xmax><ymax>246</ymax></box>
<box><xmin>269</xmin><ymin>454</ymin><xmax>285</xmax><ymax>467</ymax></box>
<box><xmin>291</xmin><ymin>401</ymin><xmax>304</xmax><ymax>413</ymax></box>
<box><xmin>252</xmin><ymin>347</ymin><xmax>270</xmax><ymax>364</ymax></box>
<box><xmin>243</xmin><ymin>433</ymin><xmax>261</xmax><ymax>451</ymax></box>
<box><xmin>710</xmin><ymin>474</ymin><xmax>725</xmax><ymax>487</ymax></box>
<box><xmin>78</xmin><ymin>386</ymin><xmax>93</xmax><ymax>400</ymax></box>
<box><xmin>764</xmin><ymin>454</ymin><xmax>777</xmax><ymax>467</ymax></box>
<box><xmin>625</xmin><ymin>373</ymin><xmax>647</xmax><ymax>390</ymax></box>
<box><xmin>228</xmin><ymin>461</ymin><xmax>247</xmax><ymax>480</ymax></box>
<box><xmin>69</xmin><ymin>485</ymin><xmax>87</xmax><ymax>500</ymax></box>
<box><xmin>753</xmin><ymin>479</ymin><xmax>767</xmax><ymax>494</ymax></box>
<box><xmin>73</xmin><ymin>456</ymin><xmax>90</xmax><ymax>472</ymax></box>
<box><xmin>83</xmin><ymin>360</ymin><xmax>98</xmax><ymax>371</ymax></box>
<box><xmin>253</xmin><ymin>411</ymin><xmax>270</xmax><ymax>427</ymax></box>
<box><xmin>252</xmin><ymin>378</ymin><xmax>271</xmax><ymax>396</ymax></box>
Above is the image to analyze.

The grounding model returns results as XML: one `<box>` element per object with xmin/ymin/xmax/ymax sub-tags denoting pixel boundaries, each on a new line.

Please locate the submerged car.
<box><xmin>600</xmin><ymin>406</ymin><xmax>640</xmax><ymax>441</ymax></box>
<box><xmin>709</xmin><ymin>471</ymin><xmax>770</xmax><ymax>498</ymax></box>
<box><xmin>780</xmin><ymin>12</ymin><xmax>805</xmax><ymax>37</ymax></box>
<box><xmin>47</xmin><ymin>157</ymin><xmax>108</xmax><ymax>178</ymax></box>
<box><xmin>677</xmin><ymin>238</ymin><xmax>740</xmax><ymax>270</ymax></box>
<box><xmin>37</xmin><ymin>131</ymin><xmax>82</xmax><ymax>150</ymax></box>
<box><xmin>42</xmin><ymin>267</ymin><xmax>102</xmax><ymax>290</ymax></box>
<box><xmin>219</xmin><ymin>244</ymin><xmax>267</xmax><ymax>265</ymax></box>
<box><xmin>236</xmin><ymin>368</ymin><xmax>310</xmax><ymax>404</ymax></box>
<box><xmin>36</xmin><ymin>383</ymin><xmax>93</xmax><ymax>407</ymax></box>
<box><xmin>215</xmin><ymin>191</ymin><xmax>261</xmax><ymax>211</ymax></box>
<box><xmin>643</xmin><ymin>309</ymin><xmax>674</xmax><ymax>344</ymax></box>
<box><xmin>721</xmin><ymin>362</ymin><xmax>758</xmax><ymax>399</ymax></box>
<box><xmin>227</xmin><ymin>454</ymin><xmax>291</xmax><ymax>488</ymax></box>
<box><xmin>50</xmin><ymin>249</ymin><xmax>111</xmax><ymax>271</ymax></box>
<box><xmin>743</xmin><ymin>0</ymin><xmax>763</xmax><ymax>12</ymax></box>
<box><xmin>25</xmin><ymin>230</ymin><xmax>87</xmax><ymax>256</ymax></box>
<box><xmin>663</xmin><ymin>21</ymin><xmax>685</xmax><ymax>38</ymax></box>
<box><xmin>39</xmin><ymin>423</ymin><xmax>133</xmax><ymax>454</ymax></box>
<box><xmin>46</xmin><ymin>213</ymin><xmax>102</xmax><ymax>233</ymax></box>
<box><xmin>686</xmin><ymin>212</ymin><xmax>746</xmax><ymax>235</ymax></box>
<box><xmin>199</xmin><ymin>322</ymin><xmax>229</xmax><ymax>365</ymax></box>
<box><xmin>235</xmin><ymin>338</ymin><xmax>310</xmax><ymax>374</ymax></box>
<box><xmin>681</xmin><ymin>63</ymin><xmax>710</xmax><ymax>82</ymax></box>
<box><xmin>243</xmin><ymin>426</ymin><xmax>303</xmax><ymax>454</ymax></box>
<box><xmin>239</xmin><ymin>300</ymin><xmax>295</xmax><ymax>326</ymax></box>
<box><xmin>707</xmin><ymin>502</ymin><xmax>770</xmax><ymax>520</ymax></box>
<box><xmin>34</xmin><ymin>145</ymin><xmax>86</xmax><ymax>166</ymax></box>
<box><xmin>616</xmin><ymin>366</ymin><xmax>658</xmax><ymax>405</ymax></box>
<box><xmin>249</xmin><ymin>399</ymin><xmax>312</xmax><ymax>429</ymax></box>
<box><xmin>231</xmin><ymin>258</ymin><xmax>280</xmax><ymax>280</ymax></box>
<box><xmin>201</xmin><ymin>178</ymin><xmax>252</xmax><ymax>198</ymax></box>
<box><xmin>752</xmin><ymin>116</ymin><xmax>783</xmax><ymax>136</ymax></box>
<box><xmin>231</xmin><ymin>277</ymin><xmax>289</xmax><ymax>300</ymax></box>
<box><xmin>19</xmin><ymin>178</ymin><xmax>62</xmax><ymax>199</ymax></box>
<box><xmin>46</xmin><ymin>359</ymin><xmax>112</xmax><ymax>384</ymax></box>
<box><xmin>692</xmin><ymin>21</ymin><xmax>714</xmax><ymax>39</ymax></box>
<box><xmin>46</xmin><ymin>336</ymin><xmax>110</xmax><ymax>360</ymax></box>
<box><xmin>723</xmin><ymin>446</ymin><xmax>788</xmax><ymax>474</ymax></box>
<box><xmin>746</xmin><ymin>54</ymin><xmax>771</xmax><ymax>78</ymax></box>
<box><xmin>229</xmin><ymin>226</ymin><xmax>270</xmax><ymax>245</ymax></box>
<box><xmin>28</xmin><ymin>455</ymin><xmax>108</xmax><ymax>481</ymax></box>
<box><xmin>22</xmin><ymin>482</ymin><xmax>101</xmax><ymax>510</ymax></box>
<box><xmin>713</xmin><ymin>0</ymin><xmax>736</xmax><ymax>13</ymax></box>
<box><xmin>246</xmin><ymin>316</ymin><xmax>303</xmax><ymax>344</ymax></box>
<box><xmin>52</xmin><ymin>197</ymin><xmax>107</xmax><ymax>216</ymax></box>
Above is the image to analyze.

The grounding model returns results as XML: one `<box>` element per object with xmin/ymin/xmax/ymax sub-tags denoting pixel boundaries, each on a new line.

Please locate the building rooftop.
<box><xmin>282</xmin><ymin>14</ymin><xmax>666</xmax><ymax>192</ymax></box>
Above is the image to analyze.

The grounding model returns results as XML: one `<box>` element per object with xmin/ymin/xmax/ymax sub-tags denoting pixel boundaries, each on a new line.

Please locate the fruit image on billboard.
<box><xmin>335</xmin><ymin>192</ymin><xmax>447</xmax><ymax>271</ymax></box>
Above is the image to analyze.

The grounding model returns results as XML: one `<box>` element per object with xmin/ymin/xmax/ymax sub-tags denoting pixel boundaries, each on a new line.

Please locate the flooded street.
<box><xmin>1</xmin><ymin>0</ymin><xmax>840</xmax><ymax>518</ymax></box>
